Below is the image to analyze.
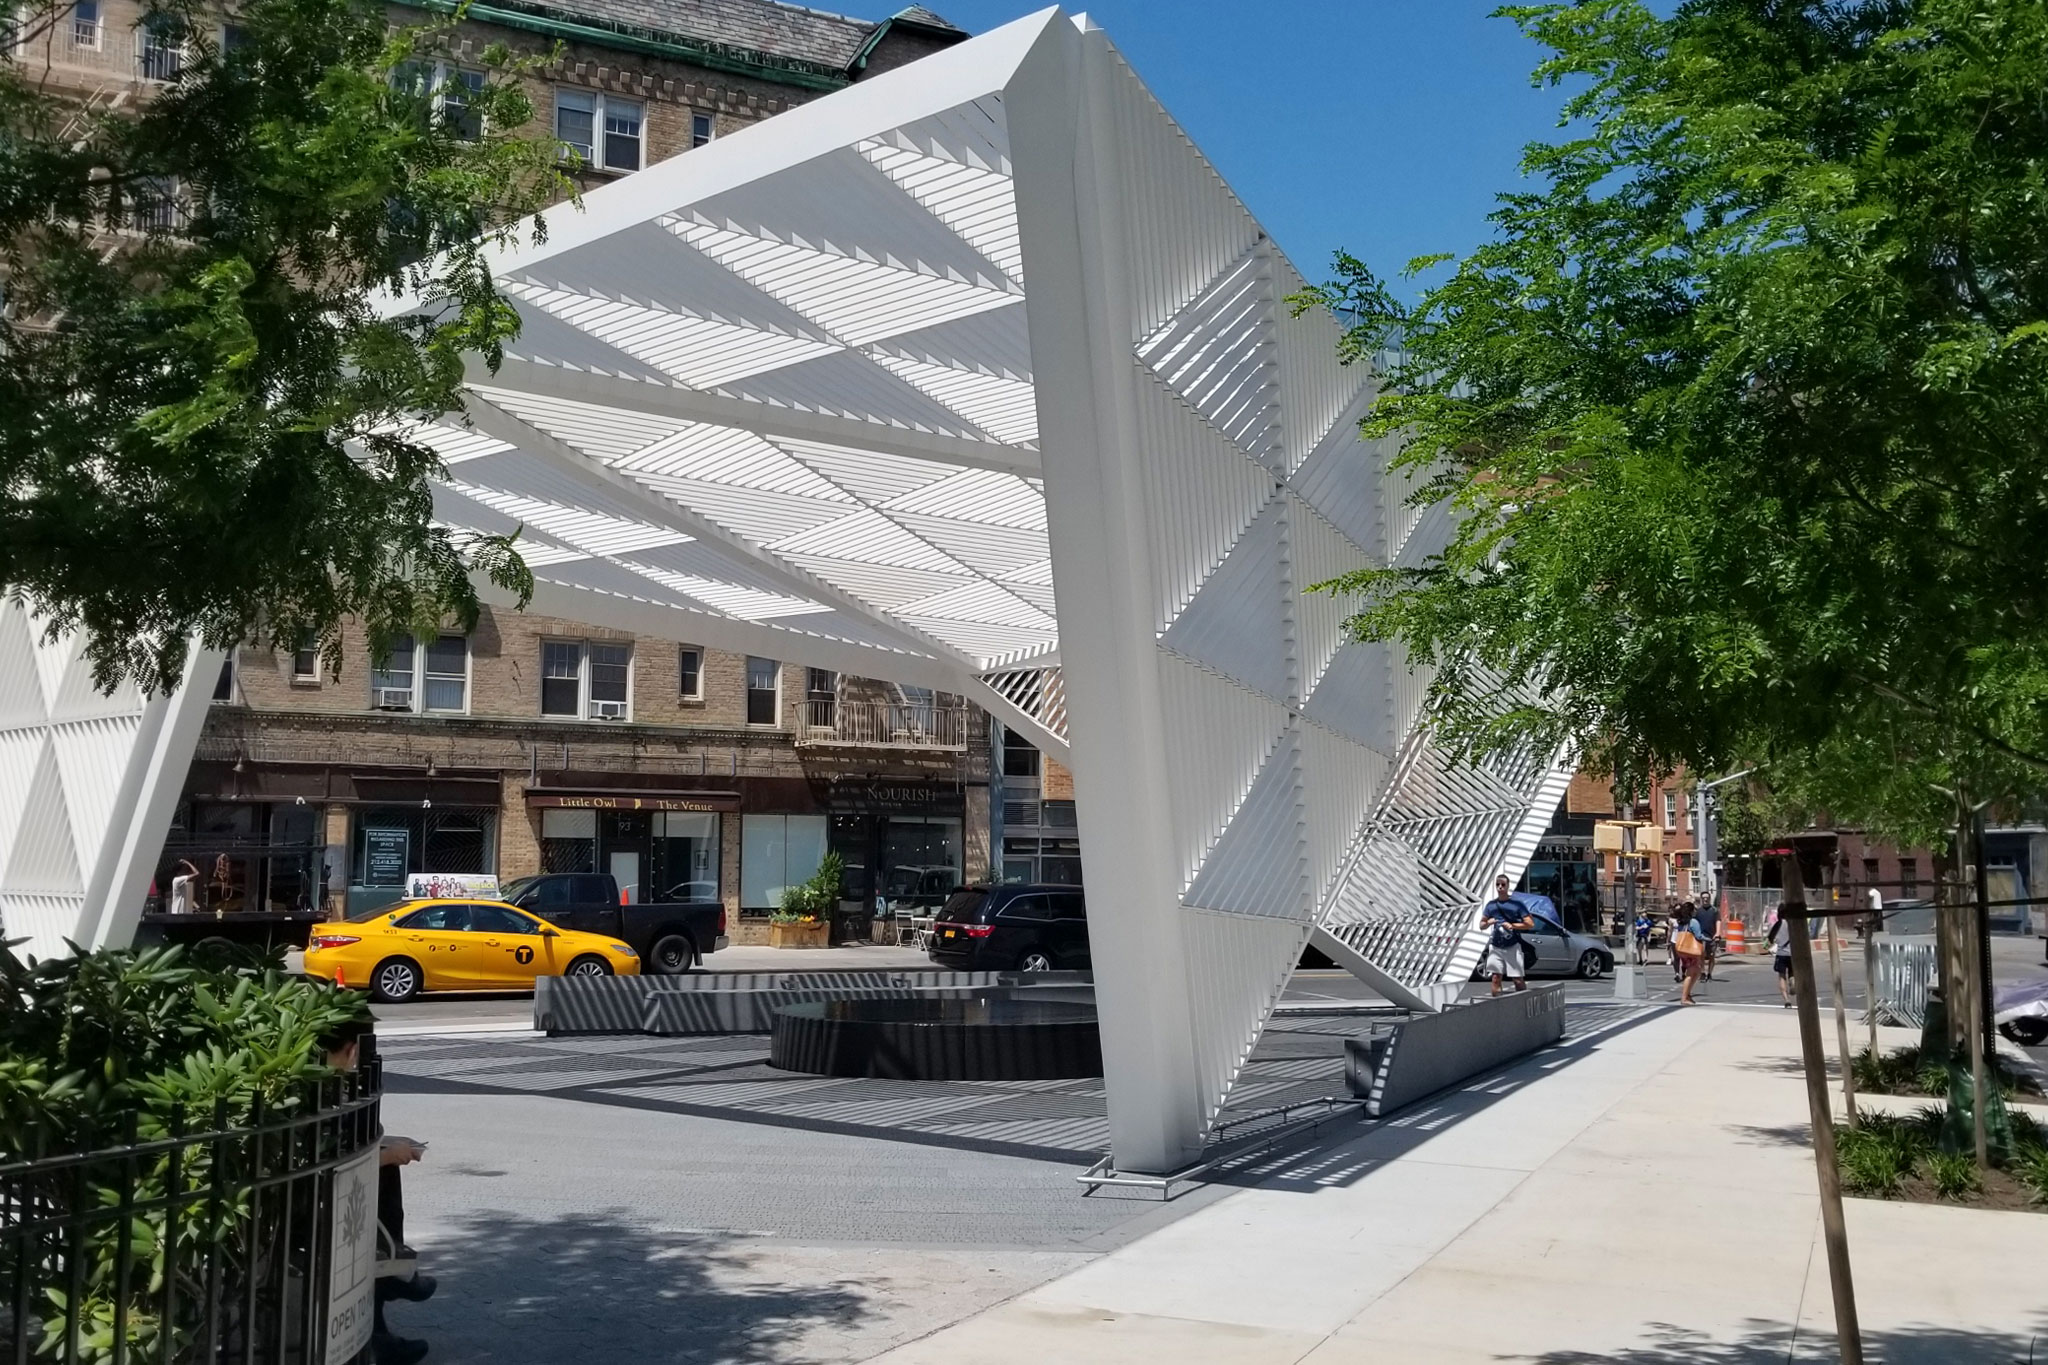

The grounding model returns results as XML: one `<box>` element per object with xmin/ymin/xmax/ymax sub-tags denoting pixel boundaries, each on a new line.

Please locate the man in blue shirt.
<box><xmin>1480</xmin><ymin>874</ymin><xmax>1535</xmax><ymax>996</ymax></box>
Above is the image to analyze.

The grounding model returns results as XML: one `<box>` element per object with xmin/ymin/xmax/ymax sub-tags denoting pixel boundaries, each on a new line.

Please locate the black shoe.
<box><xmin>380</xmin><ymin>1273</ymin><xmax>438</xmax><ymax>1304</ymax></box>
<box><xmin>372</xmin><ymin>1331</ymin><xmax>429</xmax><ymax>1365</ymax></box>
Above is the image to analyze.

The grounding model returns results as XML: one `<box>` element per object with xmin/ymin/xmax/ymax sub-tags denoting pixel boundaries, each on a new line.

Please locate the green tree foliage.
<box><xmin>1299</xmin><ymin>0</ymin><xmax>2048</xmax><ymax>845</ymax></box>
<box><xmin>0</xmin><ymin>0</ymin><xmax>563</xmax><ymax>692</ymax></box>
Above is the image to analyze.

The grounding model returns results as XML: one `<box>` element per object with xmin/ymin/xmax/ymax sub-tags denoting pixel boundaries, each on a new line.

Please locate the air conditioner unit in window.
<box><xmin>374</xmin><ymin>688</ymin><xmax>415</xmax><ymax>712</ymax></box>
<box><xmin>590</xmin><ymin>700</ymin><xmax>628</xmax><ymax>721</ymax></box>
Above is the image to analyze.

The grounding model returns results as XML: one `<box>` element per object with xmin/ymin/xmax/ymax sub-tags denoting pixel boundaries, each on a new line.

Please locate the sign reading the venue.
<box><xmin>524</xmin><ymin>792</ymin><xmax>737</xmax><ymax>812</ymax></box>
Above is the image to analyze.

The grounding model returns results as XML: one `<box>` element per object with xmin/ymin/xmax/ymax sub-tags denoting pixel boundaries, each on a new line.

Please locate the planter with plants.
<box><xmin>769</xmin><ymin>853</ymin><xmax>843</xmax><ymax>949</ymax></box>
<box><xmin>1835</xmin><ymin>1104</ymin><xmax>2048</xmax><ymax>1213</ymax></box>
<box><xmin>1</xmin><ymin>940</ymin><xmax>376</xmax><ymax>1362</ymax></box>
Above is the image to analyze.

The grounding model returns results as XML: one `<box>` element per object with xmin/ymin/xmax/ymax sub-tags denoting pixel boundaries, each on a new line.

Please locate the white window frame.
<box><xmin>677</xmin><ymin>645</ymin><xmax>703</xmax><ymax>701</ymax></box>
<box><xmin>137</xmin><ymin>16</ymin><xmax>183</xmax><ymax>82</ymax></box>
<box><xmin>290</xmin><ymin>636</ymin><xmax>320</xmax><ymax>684</ymax></box>
<box><xmin>690</xmin><ymin>111</ymin><xmax>714</xmax><ymax>148</ymax></box>
<box><xmin>72</xmin><ymin>1</ymin><xmax>99</xmax><ymax>50</ymax></box>
<box><xmin>539</xmin><ymin>639</ymin><xmax>635</xmax><ymax>721</ymax></box>
<box><xmin>1661</xmin><ymin>790</ymin><xmax>1678</xmax><ymax>830</ymax></box>
<box><xmin>368</xmin><ymin>632</ymin><xmax>470</xmax><ymax>715</ymax></box>
<box><xmin>555</xmin><ymin>88</ymin><xmax>642</xmax><ymax>172</ymax></box>
<box><xmin>396</xmin><ymin>58</ymin><xmax>484</xmax><ymax>139</ymax></box>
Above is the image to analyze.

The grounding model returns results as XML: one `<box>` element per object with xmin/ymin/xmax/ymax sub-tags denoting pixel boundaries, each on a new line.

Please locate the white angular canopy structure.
<box><xmin>3</xmin><ymin>7</ymin><xmax>1568</xmax><ymax>1175</ymax></box>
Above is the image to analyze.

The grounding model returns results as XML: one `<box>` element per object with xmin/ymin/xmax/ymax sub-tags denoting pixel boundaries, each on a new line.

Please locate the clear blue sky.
<box><xmin>923</xmin><ymin>2</ymin><xmax>1567</xmax><ymax>296</ymax></box>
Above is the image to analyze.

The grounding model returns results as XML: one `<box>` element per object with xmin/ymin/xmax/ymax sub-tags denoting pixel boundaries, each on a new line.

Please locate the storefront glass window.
<box><xmin>740</xmin><ymin>813</ymin><xmax>826</xmax><ymax>910</ymax></box>
<box><xmin>540</xmin><ymin>808</ymin><xmax>597</xmax><ymax>873</ymax></box>
<box><xmin>653</xmin><ymin>811</ymin><xmax>718</xmax><ymax>901</ymax></box>
<box><xmin>879</xmin><ymin>817</ymin><xmax>961</xmax><ymax>910</ymax></box>
<box><xmin>347</xmin><ymin>806</ymin><xmax>498</xmax><ymax>915</ymax></box>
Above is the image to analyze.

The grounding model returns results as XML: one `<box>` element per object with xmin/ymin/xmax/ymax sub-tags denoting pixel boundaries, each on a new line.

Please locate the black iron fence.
<box><xmin>3</xmin><ymin>1060</ymin><xmax>382</xmax><ymax>1365</ymax></box>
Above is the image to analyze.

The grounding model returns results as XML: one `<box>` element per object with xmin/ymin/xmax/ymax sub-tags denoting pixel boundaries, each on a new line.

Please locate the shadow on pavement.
<box><xmin>391</xmin><ymin>1208</ymin><xmax>866</xmax><ymax>1364</ymax></box>
<box><xmin>1199</xmin><ymin>1003</ymin><xmax>1679</xmax><ymax>1194</ymax></box>
<box><xmin>1510</xmin><ymin>1317</ymin><xmax>2047</xmax><ymax>1365</ymax></box>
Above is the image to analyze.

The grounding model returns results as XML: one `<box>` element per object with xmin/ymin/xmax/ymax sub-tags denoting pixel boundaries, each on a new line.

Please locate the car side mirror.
<box><xmin>540</xmin><ymin>928</ymin><xmax>559</xmax><ymax>939</ymax></box>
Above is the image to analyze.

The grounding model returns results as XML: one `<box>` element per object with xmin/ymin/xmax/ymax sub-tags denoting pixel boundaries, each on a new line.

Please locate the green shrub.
<box><xmin>1836</xmin><ymin>1124</ymin><xmax>1911</xmax><ymax>1196</ymax></box>
<box><xmin>2014</xmin><ymin>1146</ymin><xmax>2048</xmax><ymax>1204</ymax></box>
<box><xmin>1923</xmin><ymin>1150</ymin><xmax>1982</xmax><ymax>1200</ymax></box>
<box><xmin>774</xmin><ymin>852</ymin><xmax>846</xmax><ymax>921</ymax></box>
<box><xmin>2</xmin><ymin>938</ymin><xmax>370</xmax><ymax>1362</ymax></box>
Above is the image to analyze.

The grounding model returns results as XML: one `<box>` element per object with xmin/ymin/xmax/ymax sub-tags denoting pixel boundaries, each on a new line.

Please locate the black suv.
<box><xmin>926</xmin><ymin>885</ymin><xmax>1089</xmax><ymax>971</ymax></box>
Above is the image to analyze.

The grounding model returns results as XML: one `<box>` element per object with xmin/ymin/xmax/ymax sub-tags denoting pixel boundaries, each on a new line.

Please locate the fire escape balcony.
<box><xmin>796</xmin><ymin>699</ymin><xmax>968</xmax><ymax>751</ymax></box>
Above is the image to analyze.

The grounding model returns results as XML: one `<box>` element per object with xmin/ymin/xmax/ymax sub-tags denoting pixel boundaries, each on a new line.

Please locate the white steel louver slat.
<box><xmin>865</xmin><ymin>351</ymin><xmax>1039</xmax><ymax>446</ymax></box>
<box><xmin>446</xmin><ymin>483</ymin><xmax>690</xmax><ymax>558</ymax></box>
<box><xmin>669</xmin><ymin>220</ymin><xmax>1023</xmax><ymax>347</ymax></box>
<box><xmin>618</xmin><ymin>564</ymin><xmax>832</xmax><ymax>621</ymax></box>
<box><xmin>506</xmin><ymin>282</ymin><xmax>839</xmax><ymax>388</ymax></box>
<box><xmin>1132</xmin><ymin>373</ymin><xmax>1275</xmax><ymax>636</ymax></box>
<box><xmin>614</xmin><ymin>423</ymin><xmax>853</xmax><ymax>502</ymax></box>
<box><xmin>856</xmin><ymin>133</ymin><xmax>1024</xmax><ymax>285</ymax></box>
<box><xmin>1136</xmin><ymin>245</ymin><xmax>1281</xmax><ymax>471</ymax></box>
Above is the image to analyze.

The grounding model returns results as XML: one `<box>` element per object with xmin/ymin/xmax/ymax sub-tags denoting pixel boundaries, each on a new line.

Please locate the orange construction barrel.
<box><xmin>1724</xmin><ymin>918</ymin><xmax>1747</xmax><ymax>955</ymax></box>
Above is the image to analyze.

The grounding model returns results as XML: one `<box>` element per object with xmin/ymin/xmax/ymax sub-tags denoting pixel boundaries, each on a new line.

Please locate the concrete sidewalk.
<box><xmin>873</xmin><ymin>1007</ymin><xmax>2046</xmax><ymax>1364</ymax></box>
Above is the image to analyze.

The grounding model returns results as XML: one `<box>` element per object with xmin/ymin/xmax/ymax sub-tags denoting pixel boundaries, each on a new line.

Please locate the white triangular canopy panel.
<box><xmin>0</xmin><ymin>10</ymin><xmax>1569</xmax><ymax>1178</ymax></box>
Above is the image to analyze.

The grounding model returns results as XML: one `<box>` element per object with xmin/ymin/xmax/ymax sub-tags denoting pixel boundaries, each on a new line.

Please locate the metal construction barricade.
<box><xmin>1867</xmin><ymin>933</ymin><xmax>1938</xmax><ymax>1028</ymax></box>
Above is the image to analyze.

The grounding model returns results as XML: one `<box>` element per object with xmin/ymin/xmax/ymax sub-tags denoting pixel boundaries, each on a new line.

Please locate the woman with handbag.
<box><xmin>1670</xmin><ymin>905</ymin><xmax>1707</xmax><ymax>1004</ymax></box>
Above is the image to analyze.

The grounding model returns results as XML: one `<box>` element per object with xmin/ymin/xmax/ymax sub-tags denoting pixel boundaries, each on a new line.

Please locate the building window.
<box><xmin>541</xmin><ymin>640</ymin><xmax>580</xmax><ymax>717</ymax></box>
<box><xmin>1002</xmin><ymin>725</ymin><xmax>1040</xmax><ymax>778</ymax></box>
<box><xmin>370</xmin><ymin>632</ymin><xmax>468</xmax><ymax>713</ymax></box>
<box><xmin>691</xmin><ymin>111</ymin><xmax>714</xmax><ymax>147</ymax></box>
<box><xmin>211</xmin><ymin>656</ymin><xmax>235</xmax><ymax>703</ymax></box>
<box><xmin>1863</xmin><ymin>857</ymin><xmax>1881</xmax><ymax>891</ymax></box>
<box><xmin>1899</xmin><ymin>857</ymin><xmax>1918</xmax><ymax>898</ymax></box>
<box><xmin>291</xmin><ymin>636</ymin><xmax>319</xmax><ymax>683</ymax></box>
<box><xmin>422</xmin><ymin>634</ymin><xmax>468</xmax><ymax>712</ymax></box>
<box><xmin>654</xmin><ymin>811</ymin><xmax>718</xmax><ymax>900</ymax></box>
<box><xmin>806</xmin><ymin>668</ymin><xmax>837</xmax><ymax>729</ymax></box>
<box><xmin>741</xmin><ymin>813</ymin><xmax>827</xmax><ymax>911</ymax></box>
<box><xmin>555</xmin><ymin>90</ymin><xmax>641</xmax><ymax>171</ymax></box>
<box><xmin>540</xmin><ymin>808</ymin><xmax>597</xmax><ymax>873</ymax></box>
<box><xmin>221</xmin><ymin>20</ymin><xmax>250</xmax><ymax>51</ymax></box>
<box><xmin>395</xmin><ymin>60</ymin><xmax>484</xmax><ymax>139</ymax></box>
<box><xmin>1661</xmin><ymin>790</ymin><xmax>1678</xmax><ymax>830</ymax></box>
<box><xmin>138</xmin><ymin>16</ymin><xmax>182</xmax><ymax>81</ymax></box>
<box><xmin>128</xmin><ymin>177</ymin><xmax>184</xmax><ymax>233</ymax></box>
<box><xmin>603</xmin><ymin>98</ymin><xmax>642</xmax><ymax>170</ymax></box>
<box><xmin>677</xmin><ymin>646</ymin><xmax>703</xmax><ymax>701</ymax></box>
<box><xmin>541</xmin><ymin>639</ymin><xmax>632</xmax><ymax>719</ymax></box>
<box><xmin>745</xmin><ymin>656</ymin><xmax>779</xmax><ymax>726</ymax></box>
<box><xmin>589</xmin><ymin>642</ymin><xmax>630</xmax><ymax>718</ymax></box>
<box><xmin>72</xmin><ymin>1</ymin><xmax>99</xmax><ymax>49</ymax></box>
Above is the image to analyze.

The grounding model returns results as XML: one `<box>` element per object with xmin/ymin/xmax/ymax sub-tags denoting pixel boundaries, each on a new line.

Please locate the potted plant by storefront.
<box><xmin>769</xmin><ymin>854</ymin><xmax>839</xmax><ymax>948</ymax></box>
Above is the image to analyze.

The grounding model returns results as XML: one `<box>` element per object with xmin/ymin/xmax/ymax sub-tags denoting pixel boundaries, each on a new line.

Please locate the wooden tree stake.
<box><xmin>1783</xmin><ymin>856</ymin><xmax>1864</xmax><ymax>1365</ymax></box>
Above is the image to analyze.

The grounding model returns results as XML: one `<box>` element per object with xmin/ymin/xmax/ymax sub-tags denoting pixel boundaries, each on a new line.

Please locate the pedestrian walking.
<box><xmin>1695</xmin><ymin>897</ymin><xmax>1721</xmax><ymax>980</ymax></box>
<box><xmin>1767</xmin><ymin>909</ymin><xmax>1795</xmax><ymax>1007</ymax></box>
<box><xmin>1671</xmin><ymin>903</ymin><xmax>1707</xmax><ymax>1005</ymax></box>
<box><xmin>1480</xmin><ymin>874</ymin><xmax>1534</xmax><ymax>996</ymax></box>
<box><xmin>1633</xmin><ymin>910</ymin><xmax>1652</xmax><ymax>961</ymax></box>
<box><xmin>1667</xmin><ymin>900</ymin><xmax>1692</xmax><ymax>980</ymax></box>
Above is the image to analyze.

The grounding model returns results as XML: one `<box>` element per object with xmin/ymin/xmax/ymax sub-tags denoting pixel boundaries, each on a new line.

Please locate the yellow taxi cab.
<box><xmin>303</xmin><ymin>898</ymin><xmax>640</xmax><ymax>1002</ymax></box>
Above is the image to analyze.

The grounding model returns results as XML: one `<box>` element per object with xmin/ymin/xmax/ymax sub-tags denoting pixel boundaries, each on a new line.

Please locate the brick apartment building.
<box><xmin>176</xmin><ymin>608</ymin><xmax>998</xmax><ymax>941</ymax></box>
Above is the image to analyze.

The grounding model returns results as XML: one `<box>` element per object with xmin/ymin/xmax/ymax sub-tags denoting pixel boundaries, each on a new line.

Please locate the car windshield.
<box><xmin>500</xmin><ymin>876</ymin><xmax>540</xmax><ymax>902</ymax></box>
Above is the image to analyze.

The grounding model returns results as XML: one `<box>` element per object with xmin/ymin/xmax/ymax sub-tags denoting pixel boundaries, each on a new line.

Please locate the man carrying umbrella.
<box><xmin>1481</xmin><ymin>874</ymin><xmax>1536</xmax><ymax>996</ymax></box>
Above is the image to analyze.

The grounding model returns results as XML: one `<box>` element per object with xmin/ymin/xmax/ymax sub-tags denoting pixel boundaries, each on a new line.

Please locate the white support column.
<box><xmin>1009</xmin><ymin>16</ymin><xmax>1205</xmax><ymax>1174</ymax></box>
<box><xmin>80</xmin><ymin>645</ymin><xmax>223</xmax><ymax>952</ymax></box>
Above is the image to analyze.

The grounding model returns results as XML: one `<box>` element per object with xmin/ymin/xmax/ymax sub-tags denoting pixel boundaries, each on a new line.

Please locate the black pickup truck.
<box><xmin>499</xmin><ymin>873</ymin><xmax>727</xmax><ymax>974</ymax></box>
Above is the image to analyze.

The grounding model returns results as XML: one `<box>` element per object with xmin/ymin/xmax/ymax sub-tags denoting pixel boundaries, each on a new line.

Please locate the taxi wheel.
<box><xmin>648</xmin><ymin>935</ymin><xmax>696</xmax><ymax>975</ymax></box>
<box><xmin>566</xmin><ymin>955</ymin><xmax>613</xmax><ymax>979</ymax></box>
<box><xmin>371</xmin><ymin>957</ymin><xmax>423</xmax><ymax>1003</ymax></box>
